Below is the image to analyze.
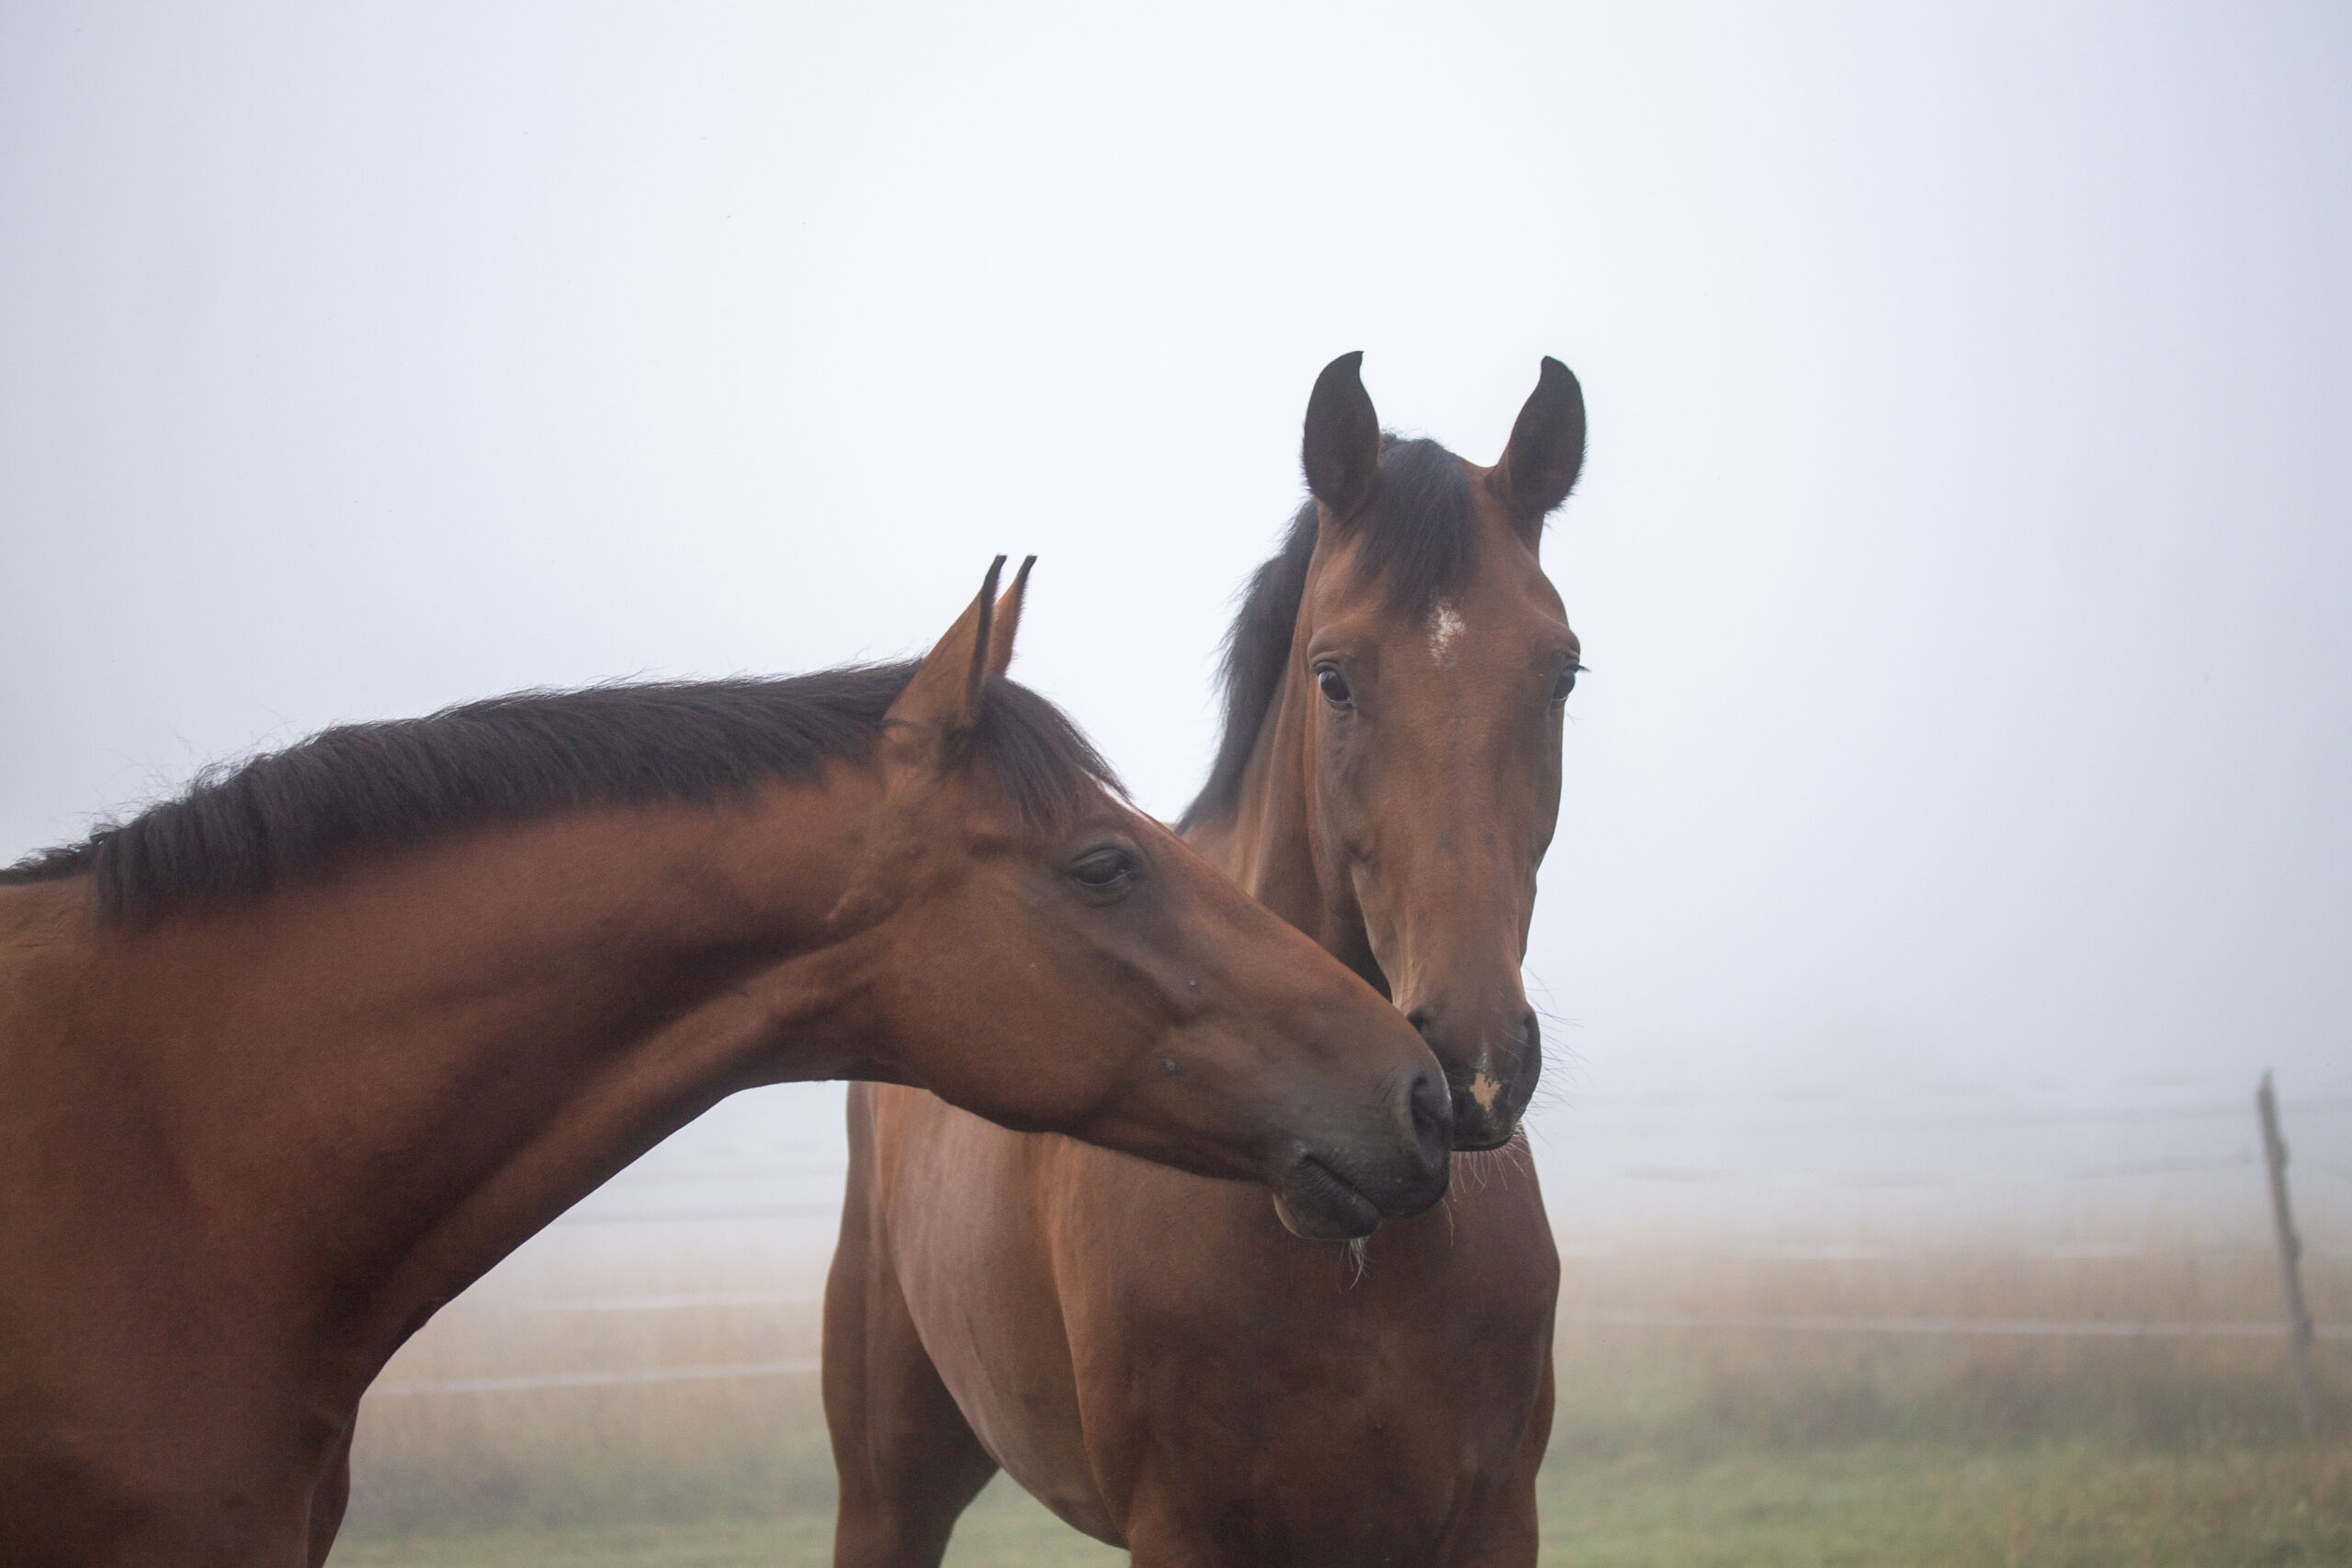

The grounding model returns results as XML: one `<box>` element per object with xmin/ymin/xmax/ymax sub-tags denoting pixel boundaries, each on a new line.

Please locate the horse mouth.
<box><xmin>1450</xmin><ymin>1118</ymin><xmax>1521</xmax><ymax>1154</ymax></box>
<box><xmin>1270</xmin><ymin>1154</ymin><xmax>1382</xmax><ymax>1241</ymax></box>
<box><xmin>1446</xmin><ymin>1073</ymin><xmax>1525</xmax><ymax>1152</ymax></box>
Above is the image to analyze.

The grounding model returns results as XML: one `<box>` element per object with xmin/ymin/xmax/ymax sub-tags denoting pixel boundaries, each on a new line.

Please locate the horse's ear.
<box><xmin>888</xmin><ymin>556</ymin><xmax>1006</xmax><ymax>743</ymax></box>
<box><xmin>1303</xmin><ymin>351</ymin><xmax>1382</xmax><ymax>523</ymax></box>
<box><xmin>1489</xmin><ymin>356</ymin><xmax>1586</xmax><ymax>540</ymax></box>
<box><xmin>984</xmin><ymin>556</ymin><xmax>1035</xmax><ymax>682</ymax></box>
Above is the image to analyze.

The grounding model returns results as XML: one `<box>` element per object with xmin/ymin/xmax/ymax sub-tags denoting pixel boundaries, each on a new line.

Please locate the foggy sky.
<box><xmin>6</xmin><ymin>1</ymin><xmax>2348</xmax><ymax>1134</ymax></box>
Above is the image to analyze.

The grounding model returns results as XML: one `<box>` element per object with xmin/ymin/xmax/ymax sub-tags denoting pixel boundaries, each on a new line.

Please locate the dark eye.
<box><xmin>1315</xmin><ymin>665</ymin><xmax>1353</xmax><ymax>707</ymax></box>
<box><xmin>1068</xmin><ymin>846</ymin><xmax>1139</xmax><ymax>901</ymax></box>
<box><xmin>1551</xmin><ymin>662</ymin><xmax>1585</xmax><ymax>705</ymax></box>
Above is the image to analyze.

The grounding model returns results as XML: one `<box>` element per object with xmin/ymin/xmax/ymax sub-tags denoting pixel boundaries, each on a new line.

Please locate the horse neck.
<box><xmin>1189</xmin><ymin>675</ymin><xmax>1383</xmax><ymax>991</ymax></box>
<box><xmin>74</xmin><ymin>770</ymin><xmax>885</xmax><ymax>1372</ymax></box>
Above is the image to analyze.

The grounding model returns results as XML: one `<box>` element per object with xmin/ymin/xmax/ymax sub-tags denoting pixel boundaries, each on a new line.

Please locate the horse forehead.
<box><xmin>1302</xmin><ymin>518</ymin><xmax>1569</xmax><ymax>667</ymax></box>
<box><xmin>1397</xmin><ymin>581</ymin><xmax>1567</xmax><ymax>675</ymax></box>
<box><xmin>1426</xmin><ymin>601</ymin><xmax>1467</xmax><ymax>668</ymax></box>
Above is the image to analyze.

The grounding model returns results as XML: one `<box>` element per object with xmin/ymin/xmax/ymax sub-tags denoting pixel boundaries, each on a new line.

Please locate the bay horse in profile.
<box><xmin>830</xmin><ymin>357</ymin><xmax>1584</xmax><ymax>1566</ymax></box>
<box><xmin>0</xmin><ymin>558</ymin><xmax>1452</xmax><ymax>1567</ymax></box>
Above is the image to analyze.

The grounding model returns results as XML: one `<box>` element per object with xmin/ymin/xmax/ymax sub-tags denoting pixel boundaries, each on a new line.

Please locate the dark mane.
<box><xmin>1179</xmin><ymin>436</ymin><xmax>1475</xmax><ymax>831</ymax></box>
<box><xmin>2</xmin><ymin>663</ymin><xmax>1123</xmax><ymax>926</ymax></box>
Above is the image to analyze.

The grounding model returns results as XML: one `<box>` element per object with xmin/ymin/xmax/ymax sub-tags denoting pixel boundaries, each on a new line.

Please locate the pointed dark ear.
<box><xmin>887</xmin><ymin>556</ymin><xmax>1006</xmax><ymax>741</ymax></box>
<box><xmin>1302</xmin><ymin>351</ymin><xmax>1382</xmax><ymax>522</ymax></box>
<box><xmin>984</xmin><ymin>555</ymin><xmax>1035</xmax><ymax>682</ymax></box>
<box><xmin>1489</xmin><ymin>356</ymin><xmax>1586</xmax><ymax>540</ymax></box>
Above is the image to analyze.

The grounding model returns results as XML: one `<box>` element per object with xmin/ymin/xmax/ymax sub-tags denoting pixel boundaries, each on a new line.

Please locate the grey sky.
<box><xmin>6</xmin><ymin>2</ymin><xmax>2348</xmax><ymax>1144</ymax></box>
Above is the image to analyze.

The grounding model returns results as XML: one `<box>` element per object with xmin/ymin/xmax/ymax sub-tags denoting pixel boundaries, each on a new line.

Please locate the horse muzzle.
<box><xmin>1269</xmin><ymin>1065</ymin><xmax>1452</xmax><ymax>1238</ymax></box>
<box><xmin>1410</xmin><ymin>1005</ymin><xmax>1541</xmax><ymax>1152</ymax></box>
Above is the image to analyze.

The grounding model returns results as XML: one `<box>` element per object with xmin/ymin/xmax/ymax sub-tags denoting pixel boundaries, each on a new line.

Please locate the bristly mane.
<box><xmin>1179</xmin><ymin>435</ymin><xmax>1476</xmax><ymax>831</ymax></box>
<box><xmin>1</xmin><ymin>664</ymin><xmax>1123</xmax><ymax>926</ymax></box>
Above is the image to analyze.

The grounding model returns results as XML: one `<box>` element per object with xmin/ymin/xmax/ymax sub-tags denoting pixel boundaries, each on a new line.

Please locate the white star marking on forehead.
<box><xmin>1428</xmin><ymin>601</ymin><xmax>1465</xmax><ymax>668</ymax></box>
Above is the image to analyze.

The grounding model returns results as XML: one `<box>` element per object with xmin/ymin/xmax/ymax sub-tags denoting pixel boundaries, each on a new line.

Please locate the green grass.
<box><xmin>328</xmin><ymin>1231</ymin><xmax>2352</xmax><ymax>1564</ymax></box>
<box><xmin>331</xmin><ymin>1437</ymin><xmax>2352</xmax><ymax>1567</ymax></box>
<box><xmin>331</xmin><ymin>1470</ymin><xmax>1118</xmax><ymax>1567</ymax></box>
<box><xmin>1537</xmin><ymin>1440</ymin><xmax>2352</xmax><ymax>1568</ymax></box>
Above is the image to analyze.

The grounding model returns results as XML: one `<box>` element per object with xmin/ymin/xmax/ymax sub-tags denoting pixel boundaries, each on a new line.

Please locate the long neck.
<box><xmin>1186</xmin><ymin>672</ymin><xmax>1382</xmax><ymax>991</ymax></box>
<box><xmin>66</xmin><ymin>768</ymin><xmax>888</xmax><ymax>1389</ymax></box>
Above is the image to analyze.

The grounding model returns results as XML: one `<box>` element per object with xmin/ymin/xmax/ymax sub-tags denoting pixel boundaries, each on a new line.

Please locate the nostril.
<box><xmin>1408</xmin><ymin>1068</ymin><xmax>1452</xmax><ymax>1153</ymax></box>
<box><xmin>1406</xmin><ymin>1008</ymin><xmax>1433</xmax><ymax>1039</ymax></box>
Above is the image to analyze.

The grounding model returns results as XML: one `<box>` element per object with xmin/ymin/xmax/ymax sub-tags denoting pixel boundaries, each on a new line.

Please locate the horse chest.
<box><xmin>1056</xmin><ymin>1164</ymin><xmax>1558</xmax><ymax>1560</ymax></box>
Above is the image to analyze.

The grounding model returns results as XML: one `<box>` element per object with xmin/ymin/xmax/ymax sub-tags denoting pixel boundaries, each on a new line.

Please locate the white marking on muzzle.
<box><xmin>1468</xmin><ymin>1071</ymin><xmax>1502</xmax><ymax>1111</ymax></box>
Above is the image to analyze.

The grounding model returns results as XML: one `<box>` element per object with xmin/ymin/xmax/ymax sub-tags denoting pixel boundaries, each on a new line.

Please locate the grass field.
<box><xmin>331</xmin><ymin>1434</ymin><xmax>2352</xmax><ymax>1567</ymax></box>
<box><xmin>328</xmin><ymin>1220</ymin><xmax>2352</xmax><ymax>1565</ymax></box>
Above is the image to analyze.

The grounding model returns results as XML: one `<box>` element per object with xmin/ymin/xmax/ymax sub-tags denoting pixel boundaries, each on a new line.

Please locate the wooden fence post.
<box><xmin>2256</xmin><ymin>1071</ymin><xmax>2320</xmax><ymax>1436</ymax></box>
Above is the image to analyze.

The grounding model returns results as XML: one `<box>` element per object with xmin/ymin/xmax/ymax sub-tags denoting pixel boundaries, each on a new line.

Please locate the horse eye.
<box><xmin>1069</xmin><ymin>847</ymin><xmax>1138</xmax><ymax>898</ymax></box>
<box><xmin>1551</xmin><ymin>663</ymin><xmax>1584</xmax><ymax>705</ymax></box>
<box><xmin>1315</xmin><ymin>665</ymin><xmax>1353</xmax><ymax>707</ymax></box>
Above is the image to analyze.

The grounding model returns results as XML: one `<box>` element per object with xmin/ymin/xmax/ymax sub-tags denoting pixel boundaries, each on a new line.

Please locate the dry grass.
<box><xmin>345</xmin><ymin>1235</ymin><xmax>834</xmax><ymax>1533</ymax></box>
<box><xmin>1548</xmin><ymin>1217</ymin><xmax>2351</xmax><ymax>1452</ymax></box>
<box><xmin>331</xmin><ymin>1213</ymin><xmax>2352</xmax><ymax>1564</ymax></box>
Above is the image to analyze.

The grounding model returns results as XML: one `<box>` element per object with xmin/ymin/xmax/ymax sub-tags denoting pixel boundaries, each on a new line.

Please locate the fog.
<box><xmin>6</xmin><ymin>3</ymin><xmax>2348</xmax><ymax>1221</ymax></box>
